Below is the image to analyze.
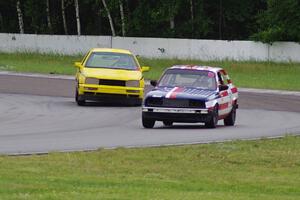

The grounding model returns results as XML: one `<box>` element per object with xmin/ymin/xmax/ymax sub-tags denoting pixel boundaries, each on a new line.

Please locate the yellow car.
<box><xmin>74</xmin><ymin>48</ymin><xmax>150</xmax><ymax>106</ymax></box>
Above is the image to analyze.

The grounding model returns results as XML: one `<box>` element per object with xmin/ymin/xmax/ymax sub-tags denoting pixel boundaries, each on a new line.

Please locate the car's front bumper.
<box><xmin>78</xmin><ymin>84</ymin><xmax>143</xmax><ymax>101</ymax></box>
<box><xmin>142</xmin><ymin>107</ymin><xmax>214</xmax><ymax>123</ymax></box>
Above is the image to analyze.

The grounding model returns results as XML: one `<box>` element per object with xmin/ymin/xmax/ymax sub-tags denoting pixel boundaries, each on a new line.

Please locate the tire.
<box><xmin>142</xmin><ymin>117</ymin><xmax>155</xmax><ymax>128</ymax></box>
<box><xmin>224</xmin><ymin>106</ymin><xmax>236</xmax><ymax>126</ymax></box>
<box><xmin>163</xmin><ymin>121</ymin><xmax>173</xmax><ymax>126</ymax></box>
<box><xmin>205</xmin><ymin>106</ymin><xmax>218</xmax><ymax>128</ymax></box>
<box><xmin>75</xmin><ymin>89</ymin><xmax>85</xmax><ymax>106</ymax></box>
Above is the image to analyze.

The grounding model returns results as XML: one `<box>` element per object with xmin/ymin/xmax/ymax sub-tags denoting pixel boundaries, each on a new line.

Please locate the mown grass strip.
<box><xmin>0</xmin><ymin>136</ymin><xmax>300</xmax><ymax>199</ymax></box>
<box><xmin>1</xmin><ymin>52</ymin><xmax>300</xmax><ymax>91</ymax></box>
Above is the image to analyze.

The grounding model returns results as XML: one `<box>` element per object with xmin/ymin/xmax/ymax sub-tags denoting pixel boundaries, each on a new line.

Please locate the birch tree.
<box><xmin>74</xmin><ymin>0</ymin><xmax>81</xmax><ymax>35</ymax></box>
<box><xmin>102</xmin><ymin>0</ymin><xmax>116</xmax><ymax>36</ymax></box>
<box><xmin>119</xmin><ymin>0</ymin><xmax>125</xmax><ymax>36</ymax></box>
<box><xmin>0</xmin><ymin>12</ymin><xmax>3</xmax><ymax>31</ymax></box>
<box><xmin>46</xmin><ymin>0</ymin><xmax>53</xmax><ymax>33</ymax></box>
<box><xmin>61</xmin><ymin>0</ymin><xmax>68</xmax><ymax>34</ymax></box>
<box><xmin>16</xmin><ymin>0</ymin><xmax>24</xmax><ymax>34</ymax></box>
<box><xmin>190</xmin><ymin>0</ymin><xmax>194</xmax><ymax>35</ymax></box>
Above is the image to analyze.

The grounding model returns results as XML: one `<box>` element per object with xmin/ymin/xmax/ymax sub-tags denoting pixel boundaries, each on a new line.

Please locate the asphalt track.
<box><xmin>0</xmin><ymin>72</ymin><xmax>300</xmax><ymax>155</ymax></box>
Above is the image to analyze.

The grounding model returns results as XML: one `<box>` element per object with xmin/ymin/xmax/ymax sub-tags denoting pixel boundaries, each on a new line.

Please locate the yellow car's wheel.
<box><xmin>75</xmin><ymin>88</ymin><xmax>85</xmax><ymax>106</ymax></box>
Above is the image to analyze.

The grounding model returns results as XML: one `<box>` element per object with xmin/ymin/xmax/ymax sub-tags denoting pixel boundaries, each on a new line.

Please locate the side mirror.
<box><xmin>141</xmin><ymin>66</ymin><xmax>150</xmax><ymax>72</ymax></box>
<box><xmin>150</xmin><ymin>80</ymin><xmax>157</xmax><ymax>87</ymax></box>
<box><xmin>74</xmin><ymin>62</ymin><xmax>82</xmax><ymax>69</ymax></box>
<box><xmin>219</xmin><ymin>85</ymin><xmax>229</xmax><ymax>91</ymax></box>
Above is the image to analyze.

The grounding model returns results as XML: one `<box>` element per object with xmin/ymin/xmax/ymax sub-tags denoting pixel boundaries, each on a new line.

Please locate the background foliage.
<box><xmin>0</xmin><ymin>0</ymin><xmax>299</xmax><ymax>43</ymax></box>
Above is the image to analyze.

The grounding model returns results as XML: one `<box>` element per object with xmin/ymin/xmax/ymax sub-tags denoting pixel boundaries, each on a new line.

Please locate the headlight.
<box><xmin>85</xmin><ymin>78</ymin><xmax>99</xmax><ymax>85</ymax></box>
<box><xmin>126</xmin><ymin>80</ymin><xmax>140</xmax><ymax>87</ymax></box>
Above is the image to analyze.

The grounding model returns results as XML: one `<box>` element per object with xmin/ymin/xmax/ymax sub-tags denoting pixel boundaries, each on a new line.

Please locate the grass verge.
<box><xmin>0</xmin><ymin>136</ymin><xmax>300</xmax><ymax>199</ymax></box>
<box><xmin>0</xmin><ymin>52</ymin><xmax>300</xmax><ymax>91</ymax></box>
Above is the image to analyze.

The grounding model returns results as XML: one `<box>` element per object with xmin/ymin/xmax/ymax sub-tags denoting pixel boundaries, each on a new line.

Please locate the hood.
<box><xmin>146</xmin><ymin>86</ymin><xmax>217</xmax><ymax>100</ymax></box>
<box><xmin>82</xmin><ymin>67</ymin><xmax>142</xmax><ymax>80</ymax></box>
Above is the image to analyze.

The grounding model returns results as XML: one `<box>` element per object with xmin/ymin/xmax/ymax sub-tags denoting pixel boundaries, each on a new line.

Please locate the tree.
<box><xmin>16</xmin><ymin>0</ymin><xmax>24</xmax><ymax>34</ymax></box>
<box><xmin>46</xmin><ymin>0</ymin><xmax>52</xmax><ymax>33</ymax></box>
<box><xmin>252</xmin><ymin>0</ymin><xmax>300</xmax><ymax>43</ymax></box>
<box><xmin>102</xmin><ymin>0</ymin><xmax>116</xmax><ymax>36</ymax></box>
<box><xmin>119</xmin><ymin>0</ymin><xmax>125</xmax><ymax>36</ymax></box>
<box><xmin>61</xmin><ymin>0</ymin><xmax>68</xmax><ymax>34</ymax></box>
<box><xmin>0</xmin><ymin>0</ymin><xmax>274</xmax><ymax>40</ymax></box>
<box><xmin>74</xmin><ymin>0</ymin><xmax>81</xmax><ymax>35</ymax></box>
<box><xmin>159</xmin><ymin>0</ymin><xmax>181</xmax><ymax>33</ymax></box>
<box><xmin>190</xmin><ymin>0</ymin><xmax>194</xmax><ymax>36</ymax></box>
<box><xmin>0</xmin><ymin>11</ymin><xmax>3</xmax><ymax>32</ymax></box>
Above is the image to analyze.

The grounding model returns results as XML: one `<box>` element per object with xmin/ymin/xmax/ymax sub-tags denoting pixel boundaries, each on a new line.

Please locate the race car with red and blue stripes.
<box><xmin>142</xmin><ymin>65</ymin><xmax>238</xmax><ymax>128</ymax></box>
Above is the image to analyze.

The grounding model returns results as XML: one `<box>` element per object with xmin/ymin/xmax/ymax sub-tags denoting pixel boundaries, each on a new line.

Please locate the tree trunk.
<box><xmin>190</xmin><ymin>0</ymin><xmax>194</xmax><ymax>36</ymax></box>
<box><xmin>0</xmin><ymin>12</ymin><xmax>3</xmax><ymax>31</ymax></box>
<box><xmin>74</xmin><ymin>0</ymin><xmax>81</xmax><ymax>36</ymax></box>
<box><xmin>46</xmin><ymin>0</ymin><xmax>53</xmax><ymax>33</ymax></box>
<box><xmin>169</xmin><ymin>4</ymin><xmax>175</xmax><ymax>30</ymax></box>
<box><xmin>16</xmin><ymin>0</ymin><xmax>24</xmax><ymax>34</ymax></box>
<box><xmin>61</xmin><ymin>0</ymin><xmax>68</xmax><ymax>34</ymax></box>
<box><xmin>119</xmin><ymin>0</ymin><xmax>125</xmax><ymax>36</ymax></box>
<box><xmin>102</xmin><ymin>0</ymin><xmax>116</xmax><ymax>36</ymax></box>
<box><xmin>170</xmin><ymin>16</ymin><xmax>175</xmax><ymax>30</ymax></box>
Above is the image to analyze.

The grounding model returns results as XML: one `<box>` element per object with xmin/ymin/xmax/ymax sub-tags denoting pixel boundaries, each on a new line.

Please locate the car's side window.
<box><xmin>217</xmin><ymin>72</ymin><xmax>225</xmax><ymax>85</ymax></box>
<box><xmin>218</xmin><ymin>70</ymin><xmax>232</xmax><ymax>85</ymax></box>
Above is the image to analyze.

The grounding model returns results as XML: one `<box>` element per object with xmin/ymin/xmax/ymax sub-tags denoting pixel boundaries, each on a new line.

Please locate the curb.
<box><xmin>1</xmin><ymin>71</ymin><xmax>300</xmax><ymax>96</ymax></box>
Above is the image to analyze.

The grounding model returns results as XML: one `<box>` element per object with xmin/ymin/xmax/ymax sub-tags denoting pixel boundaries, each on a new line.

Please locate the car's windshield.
<box><xmin>85</xmin><ymin>52</ymin><xmax>138</xmax><ymax>70</ymax></box>
<box><xmin>158</xmin><ymin>69</ymin><xmax>217</xmax><ymax>90</ymax></box>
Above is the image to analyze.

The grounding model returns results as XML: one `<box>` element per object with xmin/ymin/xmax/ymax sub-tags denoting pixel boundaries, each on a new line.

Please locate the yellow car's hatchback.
<box><xmin>74</xmin><ymin>48</ymin><xmax>150</xmax><ymax>106</ymax></box>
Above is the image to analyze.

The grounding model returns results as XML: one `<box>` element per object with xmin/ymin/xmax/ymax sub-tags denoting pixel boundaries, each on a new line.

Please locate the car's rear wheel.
<box><xmin>224</xmin><ymin>106</ymin><xmax>236</xmax><ymax>126</ymax></box>
<box><xmin>163</xmin><ymin>121</ymin><xmax>173</xmax><ymax>126</ymax></box>
<box><xmin>142</xmin><ymin>117</ymin><xmax>155</xmax><ymax>128</ymax></box>
<box><xmin>75</xmin><ymin>89</ymin><xmax>85</xmax><ymax>106</ymax></box>
<box><xmin>205</xmin><ymin>106</ymin><xmax>218</xmax><ymax>128</ymax></box>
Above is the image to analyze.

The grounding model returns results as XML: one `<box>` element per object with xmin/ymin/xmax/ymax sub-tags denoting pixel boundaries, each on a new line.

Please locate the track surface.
<box><xmin>0</xmin><ymin>74</ymin><xmax>300</xmax><ymax>155</ymax></box>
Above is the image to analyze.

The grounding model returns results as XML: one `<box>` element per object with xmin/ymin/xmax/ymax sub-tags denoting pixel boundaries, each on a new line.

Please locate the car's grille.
<box><xmin>99</xmin><ymin>79</ymin><xmax>126</xmax><ymax>86</ymax></box>
<box><xmin>189</xmin><ymin>99</ymin><xmax>206</xmax><ymax>108</ymax></box>
<box><xmin>146</xmin><ymin>98</ymin><xmax>205</xmax><ymax>108</ymax></box>
<box><xmin>146</xmin><ymin>98</ymin><xmax>163</xmax><ymax>106</ymax></box>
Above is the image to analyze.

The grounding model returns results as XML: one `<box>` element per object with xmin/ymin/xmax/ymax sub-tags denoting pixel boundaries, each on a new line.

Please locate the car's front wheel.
<box><xmin>75</xmin><ymin>89</ymin><xmax>85</xmax><ymax>106</ymax></box>
<box><xmin>142</xmin><ymin>117</ymin><xmax>155</xmax><ymax>128</ymax></box>
<box><xmin>205</xmin><ymin>106</ymin><xmax>218</xmax><ymax>128</ymax></box>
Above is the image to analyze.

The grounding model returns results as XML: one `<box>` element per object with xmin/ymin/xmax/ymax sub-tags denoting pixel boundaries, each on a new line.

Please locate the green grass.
<box><xmin>0</xmin><ymin>136</ymin><xmax>300</xmax><ymax>199</ymax></box>
<box><xmin>0</xmin><ymin>52</ymin><xmax>79</xmax><ymax>75</ymax></box>
<box><xmin>1</xmin><ymin>52</ymin><xmax>300</xmax><ymax>91</ymax></box>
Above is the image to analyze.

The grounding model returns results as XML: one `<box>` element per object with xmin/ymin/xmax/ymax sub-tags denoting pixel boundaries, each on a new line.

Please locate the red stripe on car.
<box><xmin>219</xmin><ymin>102</ymin><xmax>229</xmax><ymax>110</ymax></box>
<box><xmin>220</xmin><ymin>91</ymin><xmax>228</xmax><ymax>97</ymax></box>
<box><xmin>169</xmin><ymin>87</ymin><xmax>184</xmax><ymax>99</ymax></box>
<box><xmin>231</xmin><ymin>87</ymin><xmax>238</xmax><ymax>93</ymax></box>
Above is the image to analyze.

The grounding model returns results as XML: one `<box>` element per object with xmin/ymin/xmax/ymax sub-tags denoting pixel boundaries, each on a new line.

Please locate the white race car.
<box><xmin>142</xmin><ymin>65</ymin><xmax>238</xmax><ymax>128</ymax></box>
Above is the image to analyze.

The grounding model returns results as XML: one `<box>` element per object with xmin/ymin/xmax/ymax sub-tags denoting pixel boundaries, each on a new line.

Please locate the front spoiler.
<box><xmin>142</xmin><ymin>107</ymin><xmax>213</xmax><ymax>123</ymax></box>
<box><xmin>78</xmin><ymin>84</ymin><xmax>143</xmax><ymax>98</ymax></box>
<box><xmin>78</xmin><ymin>92</ymin><xmax>142</xmax><ymax>101</ymax></box>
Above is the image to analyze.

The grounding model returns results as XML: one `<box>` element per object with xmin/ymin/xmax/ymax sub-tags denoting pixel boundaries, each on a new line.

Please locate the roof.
<box><xmin>90</xmin><ymin>48</ymin><xmax>132</xmax><ymax>55</ymax></box>
<box><xmin>169</xmin><ymin>65</ymin><xmax>223</xmax><ymax>73</ymax></box>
